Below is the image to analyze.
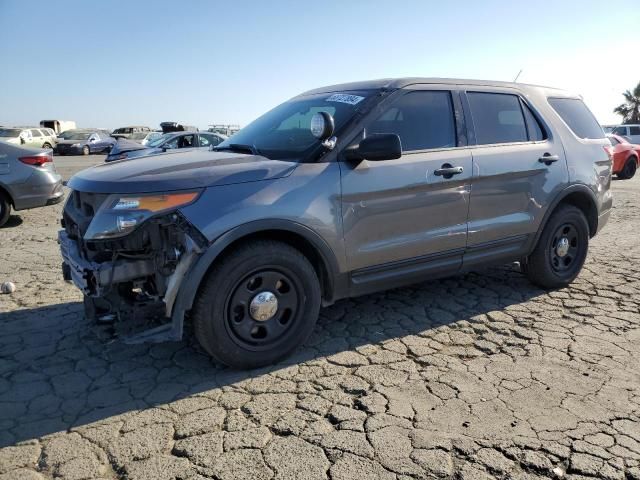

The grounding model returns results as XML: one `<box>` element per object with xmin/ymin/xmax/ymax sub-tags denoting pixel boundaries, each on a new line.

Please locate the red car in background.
<box><xmin>608</xmin><ymin>134</ymin><xmax>639</xmax><ymax>180</ymax></box>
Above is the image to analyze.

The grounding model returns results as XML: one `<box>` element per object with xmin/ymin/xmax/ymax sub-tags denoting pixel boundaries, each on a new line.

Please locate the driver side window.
<box><xmin>366</xmin><ymin>91</ymin><xmax>457</xmax><ymax>152</ymax></box>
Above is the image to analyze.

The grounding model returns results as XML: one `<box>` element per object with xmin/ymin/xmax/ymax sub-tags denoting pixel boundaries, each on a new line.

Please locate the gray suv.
<box><xmin>59</xmin><ymin>78</ymin><xmax>613</xmax><ymax>368</ymax></box>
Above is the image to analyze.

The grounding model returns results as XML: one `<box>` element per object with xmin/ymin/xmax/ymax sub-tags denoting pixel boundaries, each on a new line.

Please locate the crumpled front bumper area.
<box><xmin>59</xmin><ymin>230</ymin><xmax>155</xmax><ymax>297</ymax></box>
<box><xmin>58</xmin><ymin>206</ymin><xmax>205</xmax><ymax>342</ymax></box>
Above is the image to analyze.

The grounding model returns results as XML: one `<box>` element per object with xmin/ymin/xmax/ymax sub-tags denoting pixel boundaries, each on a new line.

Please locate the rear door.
<box><xmin>462</xmin><ymin>89</ymin><xmax>568</xmax><ymax>266</ymax></box>
<box><xmin>340</xmin><ymin>87</ymin><xmax>472</xmax><ymax>287</ymax></box>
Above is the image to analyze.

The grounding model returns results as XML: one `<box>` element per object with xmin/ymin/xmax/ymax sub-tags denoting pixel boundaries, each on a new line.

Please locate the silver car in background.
<box><xmin>0</xmin><ymin>142</ymin><xmax>64</xmax><ymax>227</ymax></box>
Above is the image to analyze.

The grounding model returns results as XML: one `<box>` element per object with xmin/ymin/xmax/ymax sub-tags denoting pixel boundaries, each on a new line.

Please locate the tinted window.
<box><xmin>548</xmin><ymin>97</ymin><xmax>604</xmax><ymax>139</ymax></box>
<box><xmin>367</xmin><ymin>91</ymin><xmax>456</xmax><ymax>151</ymax></box>
<box><xmin>467</xmin><ymin>93</ymin><xmax>528</xmax><ymax>145</ymax></box>
<box><xmin>630</xmin><ymin>126</ymin><xmax>640</xmax><ymax>136</ymax></box>
<box><xmin>522</xmin><ymin>102</ymin><xmax>546</xmax><ymax>141</ymax></box>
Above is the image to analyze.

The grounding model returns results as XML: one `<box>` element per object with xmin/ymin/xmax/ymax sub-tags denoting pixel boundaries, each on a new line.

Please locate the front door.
<box><xmin>462</xmin><ymin>89</ymin><xmax>568</xmax><ymax>265</ymax></box>
<box><xmin>340</xmin><ymin>89</ymin><xmax>472</xmax><ymax>288</ymax></box>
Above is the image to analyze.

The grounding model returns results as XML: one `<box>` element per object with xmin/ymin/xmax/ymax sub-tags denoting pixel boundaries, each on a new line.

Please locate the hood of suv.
<box><xmin>68</xmin><ymin>149</ymin><xmax>298</xmax><ymax>194</ymax></box>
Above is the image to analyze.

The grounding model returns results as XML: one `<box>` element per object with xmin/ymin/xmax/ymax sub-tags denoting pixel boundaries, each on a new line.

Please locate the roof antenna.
<box><xmin>513</xmin><ymin>69</ymin><xmax>523</xmax><ymax>82</ymax></box>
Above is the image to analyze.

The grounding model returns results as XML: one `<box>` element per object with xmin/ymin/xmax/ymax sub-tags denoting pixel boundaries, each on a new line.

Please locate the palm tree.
<box><xmin>614</xmin><ymin>82</ymin><xmax>640</xmax><ymax>124</ymax></box>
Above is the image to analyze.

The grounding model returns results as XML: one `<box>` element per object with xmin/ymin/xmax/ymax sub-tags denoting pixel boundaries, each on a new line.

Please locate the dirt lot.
<box><xmin>1</xmin><ymin>158</ymin><xmax>639</xmax><ymax>480</ymax></box>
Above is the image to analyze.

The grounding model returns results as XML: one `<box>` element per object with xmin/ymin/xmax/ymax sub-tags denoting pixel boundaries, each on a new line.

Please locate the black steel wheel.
<box><xmin>225</xmin><ymin>268</ymin><xmax>302</xmax><ymax>351</ymax></box>
<box><xmin>525</xmin><ymin>204</ymin><xmax>589</xmax><ymax>288</ymax></box>
<box><xmin>193</xmin><ymin>240</ymin><xmax>321</xmax><ymax>368</ymax></box>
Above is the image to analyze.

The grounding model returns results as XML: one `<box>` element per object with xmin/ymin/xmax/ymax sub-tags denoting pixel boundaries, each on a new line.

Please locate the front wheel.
<box><xmin>42</xmin><ymin>142</ymin><xmax>52</xmax><ymax>149</ymax></box>
<box><xmin>193</xmin><ymin>240</ymin><xmax>321</xmax><ymax>368</ymax></box>
<box><xmin>82</xmin><ymin>145</ymin><xmax>90</xmax><ymax>155</ymax></box>
<box><xmin>618</xmin><ymin>157</ymin><xmax>637</xmax><ymax>180</ymax></box>
<box><xmin>525</xmin><ymin>205</ymin><xmax>589</xmax><ymax>289</ymax></box>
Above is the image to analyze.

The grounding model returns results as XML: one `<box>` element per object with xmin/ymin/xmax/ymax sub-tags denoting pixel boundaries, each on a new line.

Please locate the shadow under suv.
<box><xmin>59</xmin><ymin>78</ymin><xmax>613</xmax><ymax>368</ymax></box>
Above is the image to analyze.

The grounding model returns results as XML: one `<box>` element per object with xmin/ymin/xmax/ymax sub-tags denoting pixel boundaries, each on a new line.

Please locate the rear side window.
<box><xmin>630</xmin><ymin>126</ymin><xmax>640</xmax><ymax>136</ymax></box>
<box><xmin>30</xmin><ymin>129</ymin><xmax>41</xmax><ymax>137</ymax></box>
<box><xmin>467</xmin><ymin>93</ymin><xmax>528</xmax><ymax>145</ymax></box>
<box><xmin>548</xmin><ymin>97</ymin><xmax>604</xmax><ymax>139</ymax></box>
<box><xmin>367</xmin><ymin>91</ymin><xmax>456</xmax><ymax>151</ymax></box>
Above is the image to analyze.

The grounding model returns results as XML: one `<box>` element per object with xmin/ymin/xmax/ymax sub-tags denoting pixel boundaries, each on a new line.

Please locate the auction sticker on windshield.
<box><xmin>326</xmin><ymin>94</ymin><xmax>365</xmax><ymax>105</ymax></box>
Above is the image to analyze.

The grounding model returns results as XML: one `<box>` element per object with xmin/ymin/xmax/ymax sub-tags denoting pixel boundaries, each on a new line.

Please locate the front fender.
<box><xmin>169</xmin><ymin>219</ymin><xmax>346</xmax><ymax>338</ymax></box>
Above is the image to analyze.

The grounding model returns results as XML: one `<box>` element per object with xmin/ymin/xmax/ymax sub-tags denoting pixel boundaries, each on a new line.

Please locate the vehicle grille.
<box><xmin>56</xmin><ymin>144</ymin><xmax>74</xmax><ymax>154</ymax></box>
<box><xmin>62</xmin><ymin>190</ymin><xmax>110</xmax><ymax>239</ymax></box>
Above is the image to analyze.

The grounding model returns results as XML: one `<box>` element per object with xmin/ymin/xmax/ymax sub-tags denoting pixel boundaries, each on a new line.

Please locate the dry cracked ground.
<box><xmin>1</xmin><ymin>171</ymin><xmax>640</xmax><ymax>480</ymax></box>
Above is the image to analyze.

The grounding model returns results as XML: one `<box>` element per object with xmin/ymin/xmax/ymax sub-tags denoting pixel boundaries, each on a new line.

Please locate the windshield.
<box><xmin>59</xmin><ymin>131</ymin><xmax>91</xmax><ymax>140</ymax></box>
<box><xmin>147</xmin><ymin>133</ymin><xmax>173</xmax><ymax>147</ymax></box>
<box><xmin>217</xmin><ymin>90</ymin><xmax>376</xmax><ymax>160</ymax></box>
<box><xmin>0</xmin><ymin>128</ymin><xmax>21</xmax><ymax>137</ymax></box>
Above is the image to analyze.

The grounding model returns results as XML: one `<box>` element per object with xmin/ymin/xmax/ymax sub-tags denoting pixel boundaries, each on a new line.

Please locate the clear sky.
<box><xmin>1</xmin><ymin>0</ymin><xmax>638</xmax><ymax>129</ymax></box>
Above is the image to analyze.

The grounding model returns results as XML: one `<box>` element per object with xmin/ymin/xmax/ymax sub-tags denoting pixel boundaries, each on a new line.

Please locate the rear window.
<box><xmin>548</xmin><ymin>97</ymin><xmax>604</xmax><ymax>139</ymax></box>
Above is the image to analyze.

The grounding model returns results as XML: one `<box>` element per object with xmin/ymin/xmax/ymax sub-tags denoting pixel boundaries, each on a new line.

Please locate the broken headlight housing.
<box><xmin>83</xmin><ymin>191</ymin><xmax>201</xmax><ymax>240</ymax></box>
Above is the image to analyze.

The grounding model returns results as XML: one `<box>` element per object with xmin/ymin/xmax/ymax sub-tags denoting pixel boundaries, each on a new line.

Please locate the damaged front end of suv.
<box><xmin>59</xmin><ymin>189</ymin><xmax>207</xmax><ymax>342</ymax></box>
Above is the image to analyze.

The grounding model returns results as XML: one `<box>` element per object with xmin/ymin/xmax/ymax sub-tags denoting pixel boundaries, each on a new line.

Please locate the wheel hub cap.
<box><xmin>249</xmin><ymin>291</ymin><xmax>278</xmax><ymax>321</ymax></box>
<box><xmin>556</xmin><ymin>237</ymin><xmax>570</xmax><ymax>258</ymax></box>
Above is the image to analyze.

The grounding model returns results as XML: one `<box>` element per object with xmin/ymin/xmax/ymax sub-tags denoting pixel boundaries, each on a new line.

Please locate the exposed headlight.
<box><xmin>83</xmin><ymin>191</ymin><xmax>200</xmax><ymax>240</ymax></box>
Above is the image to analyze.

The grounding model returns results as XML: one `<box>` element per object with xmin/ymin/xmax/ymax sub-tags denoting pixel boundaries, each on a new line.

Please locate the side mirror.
<box><xmin>343</xmin><ymin>133</ymin><xmax>402</xmax><ymax>162</ymax></box>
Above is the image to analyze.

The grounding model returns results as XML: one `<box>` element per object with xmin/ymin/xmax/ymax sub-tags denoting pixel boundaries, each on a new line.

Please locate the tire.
<box><xmin>618</xmin><ymin>157</ymin><xmax>637</xmax><ymax>180</ymax></box>
<box><xmin>0</xmin><ymin>192</ymin><xmax>11</xmax><ymax>228</ymax></box>
<box><xmin>525</xmin><ymin>205</ymin><xmax>589</xmax><ymax>289</ymax></box>
<box><xmin>82</xmin><ymin>145</ymin><xmax>90</xmax><ymax>156</ymax></box>
<box><xmin>193</xmin><ymin>240</ymin><xmax>321</xmax><ymax>369</ymax></box>
<box><xmin>42</xmin><ymin>143</ymin><xmax>52</xmax><ymax>149</ymax></box>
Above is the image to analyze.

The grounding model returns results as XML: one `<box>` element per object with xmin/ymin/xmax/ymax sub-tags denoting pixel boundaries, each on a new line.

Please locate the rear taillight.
<box><xmin>603</xmin><ymin>146</ymin><xmax>614</xmax><ymax>161</ymax></box>
<box><xmin>19</xmin><ymin>153</ymin><xmax>53</xmax><ymax>167</ymax></box>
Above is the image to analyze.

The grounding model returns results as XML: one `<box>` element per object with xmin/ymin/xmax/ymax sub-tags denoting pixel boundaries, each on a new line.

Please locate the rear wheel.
<box><xmin>42</xmin><ymin>142</ymin><xmax>52</xmax><ymax>149</ymax></box>
<box><xmin>618</xmin><ymin>157</ymin><xmax>637</xmax><ymax>180</ymax></box>
<box><xmin>82</xmin><ymin>145</ymin><xmax>90</xmax><ymax>155</ymax></box>
<box><xmin>525</xmin><ymin>205</ymin><xmax>589</xmax><ymax>288</ymax></box>
<box><xmin>0</xmin><ymin>192</ymin><xmax>11</xmax><ymax>227</ymax></box>
<box><xmin>193</xmin><ymin>240</ymin><xmax>321</xmax><ymax>368</ymax></box>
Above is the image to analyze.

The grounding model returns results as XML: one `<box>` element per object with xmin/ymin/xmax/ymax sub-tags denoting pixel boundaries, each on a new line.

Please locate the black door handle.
<box><xmin>434</xmin><ymin>163</ymin><xmax>464</xmax><ymax>178</ymax></box>
<box><xmin>539</xmin><ymin>153</ymin><xmax>560</xmax><ymax>165</ymax></box>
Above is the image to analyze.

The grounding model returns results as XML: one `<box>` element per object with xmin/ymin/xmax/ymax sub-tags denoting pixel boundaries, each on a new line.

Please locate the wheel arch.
<box><xmin>535</xmin><ymin>185</ymin><xmax>599</xmax><ymax>248</ymax></box>
<box><xmin>170</xmin><ymin>219</ymin><xmax>346</xmax><ymax>337</ymax></box>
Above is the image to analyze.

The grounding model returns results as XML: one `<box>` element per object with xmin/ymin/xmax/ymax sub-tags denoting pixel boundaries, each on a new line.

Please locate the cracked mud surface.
<box><xmin>1</xmin><ymin>174</ymin><xmax>639</xmax><ymax>480</ymax></box>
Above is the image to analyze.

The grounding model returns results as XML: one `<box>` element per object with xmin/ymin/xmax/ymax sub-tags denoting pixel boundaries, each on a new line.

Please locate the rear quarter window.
<box><xmin>548</xmin><ymin>97</ymin><xmax>604</xmax><ymax>140</ymax></box>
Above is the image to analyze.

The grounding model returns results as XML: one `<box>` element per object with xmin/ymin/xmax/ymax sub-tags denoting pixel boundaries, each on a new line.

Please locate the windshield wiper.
<box><xmin>212</xmin><ymin>143</ymin><xmax>261</xmax><ymax>155</ymax></box>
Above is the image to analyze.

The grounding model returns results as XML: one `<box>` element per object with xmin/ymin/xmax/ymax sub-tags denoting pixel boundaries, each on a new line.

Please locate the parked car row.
<box><xmin>106</xmin><ymin>131</ymin><xmax>226</xmax><ymax>162</ymax></box>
